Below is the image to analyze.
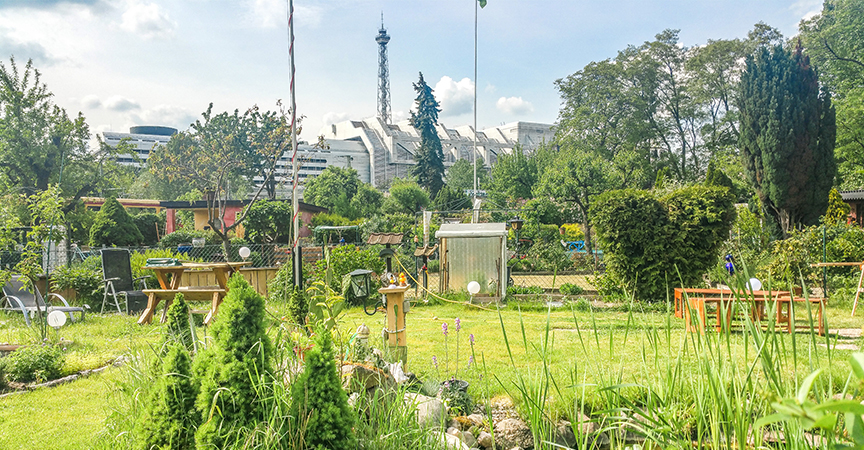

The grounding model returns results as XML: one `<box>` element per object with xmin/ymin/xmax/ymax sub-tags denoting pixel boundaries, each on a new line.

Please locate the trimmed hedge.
<box><xmin>593</xmin><ymin>185</ymin><xmax>735</xmax><ymax>301</ymax></box>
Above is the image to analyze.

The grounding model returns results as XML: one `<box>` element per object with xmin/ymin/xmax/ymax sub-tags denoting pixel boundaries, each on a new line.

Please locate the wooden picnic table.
<box><xmin>674</xmin><ymin>287</ymin><xmax>825</xmax><ymax>335</ymax></box>
<box><xmin>137</xmin><ymin>261</ymin><xmax>250</xmax><ymax>325</ymax></box>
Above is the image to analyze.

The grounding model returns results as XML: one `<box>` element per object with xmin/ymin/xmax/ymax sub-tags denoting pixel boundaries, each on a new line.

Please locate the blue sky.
<box><xmin>0</xmin><ymin>0</ymin><xmax>822</xmax><ymax>141</ymax></box>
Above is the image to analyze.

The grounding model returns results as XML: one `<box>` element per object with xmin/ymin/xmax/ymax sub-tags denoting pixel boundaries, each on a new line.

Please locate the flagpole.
<box><xmin>472</xmin><ymin>0</ymin><xmax>478</xmax><ymax>222</ymax></box>
<box><xmin>288</xmin><ymin>0</ymin><xmax>301</xmax><ymax>287</ymax></box>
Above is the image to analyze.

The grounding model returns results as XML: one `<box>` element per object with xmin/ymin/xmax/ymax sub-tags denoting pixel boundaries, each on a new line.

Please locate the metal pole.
<box><xmin>288</xmin><ymin>0</ymin><xmax>301</xmax><ymax>287</ymax></box>
<box><xmin>472</xmin><ymin>0</ymin><xmax>478</xmax><ymax>222</ymax></box>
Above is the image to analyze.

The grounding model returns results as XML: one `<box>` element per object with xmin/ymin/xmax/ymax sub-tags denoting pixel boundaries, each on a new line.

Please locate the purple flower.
<box><xmin>442</xmin><ymin>322</ymin><xmax>448</xmax><ymax>336</ymax></box>
<box><xmin>455</xmin><ymin>317</ymin><xmax>461</xmax><ymax>332</ymax></box>
<box><xmin>468</xmin><ymin>355</ymin><xmax>474</xmax><ymax>367</ymax></box>
<box><xmin>432</xmin><ymin>355</ymin><xmax>438</xmax><ymax>369</ymax></box>
<box><xmin>469</xmin><ymin>334</ymin><xmax>475</xmax><ymax>345</ymax></box>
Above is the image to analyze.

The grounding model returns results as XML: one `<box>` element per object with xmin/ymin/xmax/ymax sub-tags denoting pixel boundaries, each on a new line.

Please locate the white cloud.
<box><xmin>484</xmin><ymin>83</ymin><xmax>496</xmax><ymax>94</ymax></box>
<box><xmin>121</xmin><ymin>1</ymin><xmax>176</xmax><ymax>39</ymax></box>
<box><xmin>434</xmin><ymin>76</ymin><xmax>474</xmax><ymax>117</ymax></box>
<box><xmin>496</xmin><ymin>96</ymin><xmax>534</xmax><ymax>115</ymax></box>
<box><xmin>245</xmin><ymin>0</ymin><xmax>322</xmax><ymax>29</ymax></box>
<box><xmin>104</xmin><ymin>95</ymin><xmax>140</xmax><ymax>111</ymax></box>
<box><xmin>790</xmin><ymin>0</ymin><xmax>821</xmax><ymax>20</ymax></box>
<box><xmin>0</xmin><ymin>33</ymin><xmax>55</xmax><ymax>65</ymax></box>
<box><xmin>321</xmin><ymin>111</ymin><xmax>349</xmax><ymax>127</ymax></box>
<box><xmin>80</xmin><ymin>94</ymin><xmax>102</xmax><ymax>108</ymax></box>
<box><xmin>392</xmin><ymin>110</ymin><xmax>407</xmax><ymax>122</ymax></box>
<box><xmin>130</xmin><ymin>104</ymin><xmax>197</xmax><ymax>130</ymax></box>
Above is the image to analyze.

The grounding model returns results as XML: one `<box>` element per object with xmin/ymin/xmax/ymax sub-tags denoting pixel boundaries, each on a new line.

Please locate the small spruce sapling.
<box><xmin>288</xmin><ymin>285</ymin><xmax>308</xmax><ymax>327</ymax></box>
<box><xmin>290</xmin><ymin>327</ymin><xmax>357</xmax><ymax>450</ymax></box>
<box><xmin>194</xmin><ymin>274</ymin><xmax>273</xmax><ymax>449</ymax></box>
<box><xmin>162</xmin><ymin>293</ymin><xmax>194</xmax><ymax>354</ymax></box>
<box><xmin>136</xmin><ymin>343</ymin><xmax>199</xmax><ymax>450</ymax></box>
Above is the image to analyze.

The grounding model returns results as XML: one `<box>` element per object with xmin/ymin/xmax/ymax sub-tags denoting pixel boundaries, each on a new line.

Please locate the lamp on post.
<box><xmin>508</xmin><ymin>216</ymin><xmax>524</xmax><ymax>255</ymax></box>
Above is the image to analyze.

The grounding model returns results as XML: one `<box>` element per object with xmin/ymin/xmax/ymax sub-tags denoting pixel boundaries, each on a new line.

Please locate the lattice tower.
<box><xmin>376</xmin><ymin>15</ymin><xmax>391</xmax><ymax>124</ymax></box>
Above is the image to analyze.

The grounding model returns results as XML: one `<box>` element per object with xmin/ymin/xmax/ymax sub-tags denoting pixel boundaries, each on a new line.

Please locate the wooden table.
<box><xmin>675</xmin><ymin>288</ymin><xmax>825</xmax><ymax>335</ymax></box>
<box><xmin>137</xmin><ymin>261</ymin><xmax>250</xmax><ymax>325</ymax></box>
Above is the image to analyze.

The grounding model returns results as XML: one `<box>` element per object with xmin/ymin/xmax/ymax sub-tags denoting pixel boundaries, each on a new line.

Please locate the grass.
<box><xmin>0</xmin><ymin>294</ymin><xmax>859</xmax><ymax>448</ymax></box>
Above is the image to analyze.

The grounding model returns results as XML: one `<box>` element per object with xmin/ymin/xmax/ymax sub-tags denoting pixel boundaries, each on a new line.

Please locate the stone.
<box><xmin>495</xmin><ymin>418</ymin><xmax>534</xmax><ymax>450</ymax></box>
<box><xmin>450</xmin><ymin>419</ymin><xmax>463</xmax><ymax>430</ymax></box>
<box><xmin>462</xmin><ymin>430</ymin><xmax>477</xmax><ymax>448</ymax></box>
<box><xmin>467</xmin><ymin>413</ymin><xmax>486</xmax><ymax>427</ymax></box>
<box><xmin>405</xmin><ymin>392</ymin><xmax>448</xmax><ymax>429</ymax></box>
<box><xmin>447</xmin><ymin>427</ymin><xmax>464</xmax><ymax>441</ymax></box>
<box><xmin>434</xmin><ymin>430</ymin><xmax>470</xmax><ymax>450</ymax></box>
<box><xmin>341</xmin><ymin>363</ymin><xmax>394</xmax><ymax>393</ymax></box>
<box><xmin>477</xmin><ymin>431</ymin><xmax>494</xmax><ymax>449</ymax></box>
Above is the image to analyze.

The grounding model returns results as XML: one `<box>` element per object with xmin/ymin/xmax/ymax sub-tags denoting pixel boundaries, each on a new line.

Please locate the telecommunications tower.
<box><xmin>376</xmin><ymin>14</ymin><xmax>391</xmax><ymax>124</ymax></box>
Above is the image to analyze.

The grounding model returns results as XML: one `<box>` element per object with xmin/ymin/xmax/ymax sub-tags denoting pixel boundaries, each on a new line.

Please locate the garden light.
<box><xmin>467</xmin><ymin>281</ymin><xmax>481</xmax><ymax>296</ymax></box>
<box><xmin>747</xmin><ymin>278</ymin><xmax>762</xmax><ymax>291</ymax></box>
<box><xmin>238</xmin><ymin>246</ymin><xmax>251</xmax><ymax>259</ymax></box>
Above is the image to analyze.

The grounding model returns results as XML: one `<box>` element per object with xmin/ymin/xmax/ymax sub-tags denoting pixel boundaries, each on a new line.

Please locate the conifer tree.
<box><xmin>194</xmin><ymin>274</ymin><xmax>273</xmax><ymax>449</ymax></box>
<box><xmin>738</xmin><ymin>43</ymin><xmax>836</xmax><ymax>237</ymax></box>
<box><xmin>89</xmin><ymin>196</ymin><xmax>143</xmax><ymax>246</ymax></box>
<box><xmin>410</xmin><ymin>72</ymin><xmax>445</xmax><ymax>198</ymax></box>
<box><xmin>136</xmin><ymin>343</ymin><xmax>199</xmax><ymax>450</ymax></box>
<box><xmin>162</xmin><ymin>293</ymin><xmax>194</xmax><ymax>354</ymax></box>
<box><xmin>290</xmin><ymin>327</ymin><xmax>356</xmax><ymax>450</ymax></box>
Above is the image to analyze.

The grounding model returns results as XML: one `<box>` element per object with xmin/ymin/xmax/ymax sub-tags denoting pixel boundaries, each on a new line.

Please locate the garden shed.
<box><xmin>435</xmin><ymin>223</ymin><xmax>508</xmax><ymax>301</ymax></box>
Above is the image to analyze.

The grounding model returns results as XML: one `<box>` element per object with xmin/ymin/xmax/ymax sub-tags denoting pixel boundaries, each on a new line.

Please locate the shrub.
<box><xmin>290</xmin><ymin>327</ymin><xmax>356</xmax><ymax>450</ymax></box>
<box><xmin>51</xmin><ymin>261</ymin><xmax>103</xmax><ymax>307</ymax></box>
<box><xmin>89</xmin><ymin>197</ymin><xmax>143</xmax><ymax>247</ymax></box>
<box><xmin>194</xmin><ymin>274</ymin><xmax>273</xmax><ymax>448</ymax></box>
<box><xmin>593</xmin><ymin>185</ymin><xmax>735</xmax><ymax>301</ymax></box>
<box><xmin>158</xmin><ymin>230</ymin><xmax>219</xmax><ymax>249</ymax></box>
<box><xmin>135</xmin><ymin>343</ymin><xmax>199</xmax><ymax>450</ymax></box>
<box><xmin>243</xmin><ymin>199</ymin><xmax>292</xmax><ymax>244</ymax></box>
<box><xmin>507</xmin><ymin>285</ymin><xmax>544</xmax><ymax>296</ymax></box>
<box><xmin>162</xmin><ymin>293</ymin><xmax>194</xmax><ymax>354</ymax></box>
<box><xmin>314</xmin><ymin>245</ymin><xmax>385</xmax><ymax>292</ymax></box>
<box><xmin>560</xmin><ymin>283</ymin><xmax>584</xmax><ymax>296</ymax></box>
<box><xmin>6</xmin><ymin>344</ymin><xmax>64</xmax><ymax>383</ymax></box>
<box><xmin>288</xmin><ymin>285</ymin><xmax>308</xmax><ymax>326</ymax></box>
<box><xmin>130</xmin><ymin>248</ymin><xmax>196</xmax><ymax>288</ymax></box>
<box><xmin>559</xmin><ymin>223</ymin><xmax>585</xmax><ymax>242</ymax></box>
<box><xmin>132</xmin><ymin>213</ymin><xmax>164</xmax><ymax>247</ymax></box>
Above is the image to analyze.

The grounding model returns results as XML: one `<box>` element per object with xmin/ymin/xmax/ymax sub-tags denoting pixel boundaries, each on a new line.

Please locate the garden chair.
<box><xmin>1</xmin><ymin>275</ymin><xmax>87</xmax><ymax>326</ymax></box>
<box><xmin>101</xmin><ymin>249</ymin><xmax>148</xmax><ymax>314</ymax></box>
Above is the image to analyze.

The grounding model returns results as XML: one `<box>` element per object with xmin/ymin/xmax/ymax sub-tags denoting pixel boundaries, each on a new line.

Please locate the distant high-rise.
<box><xmin>376</xmin><ymin>14</ymin><xmax>391</xmax><ymax>124</ymax></box>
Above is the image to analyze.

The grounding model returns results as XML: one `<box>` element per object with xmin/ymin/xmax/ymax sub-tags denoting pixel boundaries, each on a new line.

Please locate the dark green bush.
<box><xmin>290</xmin><ymin>327</ymin><xmax>356</xmax><ymax>450</ymax></box>
<box><xmin>560</xmin><ymin>283</ymin><xmax>584</xmax><ymax>296</ymax></box>
<box><xmin>507</xmin><ymin>285</ymin><xmax>544</xmax><ymax>296</ymax></box>
<box><xmin>136</xmin><ymin>343</ymin><xmax>199</xmax><ymax>450</ymax></box>
<box><xmin>132</xmin><ymin>213</ymin><xmax>164</xmax><ymax>247</ymax></box>
<box><xmin>194</xmin><ymin>274</ymin><xmax>273</xmax><ymax>448</ymax></box>
<box><xmin>89</xmin><ymin>197</ymin><xmax>144</xmax><ymax>247</ymax></box>
<box><xmin>6</xmin><ymin>344</ymin><xmax>64</xmax><ymax>383</ymax></box>
<box><xmin>288</xmin><ymin>285</ymin><xmax>308</xmax><ymax>326</ymax></box>
<box><xmin>593</xmin><ymin>185</ymin><xmax>735</xmax><ymax>301</ymax></box>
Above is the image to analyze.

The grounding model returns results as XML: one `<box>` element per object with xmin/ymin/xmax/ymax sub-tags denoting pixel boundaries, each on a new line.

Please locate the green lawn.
<box><xmin>0</xmin><ymin>297</ymin><xmax>860</xmax><ymax>449</ymax></box>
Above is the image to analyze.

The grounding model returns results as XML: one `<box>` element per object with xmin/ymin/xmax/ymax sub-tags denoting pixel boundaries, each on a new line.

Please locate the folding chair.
<box><xmin>2</xmin><ymin>275</ymin><xmax>87</xmax><ymax>326</ymax></box>
<box><xmin>101</xmin><ymin>249</ymin><xmax>149</xmax><ymax>314</ymax></box>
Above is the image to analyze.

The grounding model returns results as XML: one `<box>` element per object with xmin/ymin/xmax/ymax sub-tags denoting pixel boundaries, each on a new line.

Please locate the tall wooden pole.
<box><xmin>288</xmin><ymin>0</ymin><xmax>301</xmax><ymax>287</ymax></box>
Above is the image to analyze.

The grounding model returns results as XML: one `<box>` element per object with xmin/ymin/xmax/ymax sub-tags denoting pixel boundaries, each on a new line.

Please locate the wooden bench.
<box><xmin>676</xmin><ymin>288</ymin><xmax>825</xmax><ymax>335</ymax></box>
<box><xmin>138</xmin><ymin>288</ymin><xmax>226</xmax><ymax>326</ymax></box>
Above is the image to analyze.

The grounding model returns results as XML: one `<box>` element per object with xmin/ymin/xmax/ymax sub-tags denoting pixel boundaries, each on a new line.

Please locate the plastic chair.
<box><xmin>1</xmin><ymin>275</ymin><xmax>87</xmax><ymax>326</ymax></box>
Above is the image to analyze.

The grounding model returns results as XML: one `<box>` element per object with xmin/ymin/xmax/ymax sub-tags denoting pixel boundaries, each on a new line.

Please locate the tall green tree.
<box><xmin>0</xmin><ymin>57</ymin><xmax>127</xmax><ymax>206</ymax></box>
<box><xmin>409</xmin><ymin>73</ymin><xmax>445</xmax><ymax>198</ymax></box>
<box><xmin>489</xmin><ymin>145</ymin><xmax>537</xmax><ymax>206</ymax></box>
<box><xmin>738</xmin><ymin>43</ymin><xmax>837</xmax><ymax>236</ymax></box>
<box><xmin>799</xmin><ymin>0</ymin><xmax>864</xmax><ymax>189</ymax></box>
<box><xmin>302</xmin><ymin>165</ymin><xmax>382</xmax><ymax>219</ymax></box>
<box><xmin>382</xmin><ymin>178</ymin><xmax>430</xmax><ymax>215</ymax></box>
<box><xmin>446</xmin><ymin>157</ymin><xmax>488</xmax><ymax>193</ymax></box>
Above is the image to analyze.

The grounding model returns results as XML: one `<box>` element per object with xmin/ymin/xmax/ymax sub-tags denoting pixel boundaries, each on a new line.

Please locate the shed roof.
<box><xmin>436</xmin><ymin>223</ymin><xmax>507</xmax><ymax>238</ymax></box>
<box><xmin>840</xmin><ymin>190</ymin><xmax>864</xmax><ymax>201</ymax></box>
<box><xmin>367</xmin><ymin>233</ymin><xmax>404</xmax><ymax>245</ymax></box>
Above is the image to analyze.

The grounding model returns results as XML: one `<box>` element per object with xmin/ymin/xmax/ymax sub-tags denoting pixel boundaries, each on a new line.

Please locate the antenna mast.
<box><xmin>376</xmin><ymin>13</ymin><xmax>391</xmax><ymax>124</ymax></box>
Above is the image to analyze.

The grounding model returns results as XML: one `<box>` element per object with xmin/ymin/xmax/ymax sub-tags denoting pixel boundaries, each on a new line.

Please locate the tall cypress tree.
<box><xmin>409</xmin><ymin>72</ymin><xmax>445</xmax><ymax>198</ymax></box>
<box><xmin>738</xmin><ymin>42</ymin><xmax>836</xmax><ymax>237</ymax></box>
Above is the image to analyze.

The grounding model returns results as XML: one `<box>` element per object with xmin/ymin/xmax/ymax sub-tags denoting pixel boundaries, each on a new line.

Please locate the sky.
<box><xmin>0</xmin><ymin>0</ymin><xmax>823</xmax><ymax>143</ymax></box>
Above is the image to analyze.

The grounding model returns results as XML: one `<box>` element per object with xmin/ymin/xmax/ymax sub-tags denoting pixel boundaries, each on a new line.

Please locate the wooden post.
<box><xmin>379</xmin><ymin>285</ymin><xmax>409</xmax><ymax>367</ymax></box>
